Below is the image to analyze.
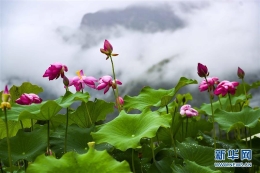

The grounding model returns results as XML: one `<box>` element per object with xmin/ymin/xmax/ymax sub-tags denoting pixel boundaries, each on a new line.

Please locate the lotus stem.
<box><xmin>47</xmin><ymin>120</ymin><xmax>50</xmax><ymax>155</ymax></box>
<box><xmin>109</xmin><ymin>56</ymin><xmax>121</xmax><ymax>111</ymax></box>
<box><xmin>132</xmin><ymin>148</ymin><xmax>136</xmax><ymax>173</ymax></box>
<box><xmin>4</xmin><ymin>107</ymin><xmax>13</xmax><ymax>172</ymax></box>
<box><xmin>31</xmin><ymin>119</ymin><xmax>34</xmax><ymax>131</ymax></box>
<box><xmin>150</xmin><ymin>138</ymin><xmax>156</xmax><ymax>164</ymax></box>
<box><xmin>64</xmin><ymin>107</ymin><xmax>69</xmax><ymax>153</ymax></box>
<box><xmin>205</xmin><ymin>77</ymin><xmax>216</xmax><ymax>149</ymax></box>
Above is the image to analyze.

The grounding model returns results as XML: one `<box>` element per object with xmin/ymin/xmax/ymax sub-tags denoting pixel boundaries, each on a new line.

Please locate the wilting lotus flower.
<box><xmin>214</xmin><ymin>80</ymin><xmax>239</xmax><ymax>96</ymax></box>
<box><xmin>70</xmin><ymin>70</ymin><xmax>97</xmax><ymax>91</ymax></box>
<box><xmin>180</xmin><ymin>104</ymin><xmax>198</xmax><ymax>118</ymax></box>
<box><xmin>15</xmin><ymin>93</ymin><xmax>42</xmax><ymax>105</ymax></box>
<box><xmin>197</xmin><ymin>63</ymin><xmax>209</xmax><ymax>78</ymax></box>
<box><xmin>96</xmin><ymin>75</ymin><xmax>122</xmax><ymax>94</ymax></box>
<box><xmin>43</xmin><ymin>62</ymin><xmax>68</xmax><ymax>80</ymax></box>
<box><xmin>199</xmin><ymin>77</ymin><xmax>219</xmax><ymax>92</ymax></box>
<box><xmin>237</xmin><ymin>67</ymin><xmax>245</xmax><ymax>79</ymax></box>
<box><xmin>100</xmin><ymin>40</ymin><xmax>118</xmax><ymax>60</ymax></box>
<box><xmin>115</xmin><ymin>96</ymin><xmax>124</xmax><ymax>109</ymax></box>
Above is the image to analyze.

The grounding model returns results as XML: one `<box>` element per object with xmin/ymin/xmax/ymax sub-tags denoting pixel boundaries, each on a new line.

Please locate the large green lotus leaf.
<box><xmin>92</xmin><ymin>109</ymin><xmax>170</xmax><ymax>151</ymax></box>
<box><xmin>0</xmin><ymin>126</ymin><xmax>47</xmax><ymax>165</ymax></box>
<box><xmin>50</xmin><ymin>124</ymin><xmax>94</xmax><ymax>158</ymax></box>
<box><xmin>172</xmin><ymin>160</ymin><xmax>221</xmax><ymax>173</ymax></box>
<box><xmin>124</xmin><ymin>86</ymin><xmax>174</xmax><ymax>112</ymax></box>
<box><xmin>0</xmin><ymin>102</ymin><xmax>44</xmax><ymax>121</ymax></box>
<box><xmin>69</xmin><ymin>99</ymin><xmax>114</xmax><ymax>128</ymax></box>
<box><xmin>19</xmin><ymin>100</ymin><xmax>62</xmax><ymax>121</ymax></box>
<box><xmin>176</xmin><ymin>140</ymin><xmax>214</xmax><ymax>166</ymax></box>
<box><xmin>55</xmin><ymin>91</ymin><xmax>90</xmax><ymax>108</ymax></box>
<box><xmin>26</xmin><ymin>147</ymin><xmax>131</xmax><ymax>173</ymax></box>
<box><xmin>1</xmin><ymin>82</ymin><xmax>43</xmax><ymax>103</ymax></box>
<box><xmin>214</xmin><ymin>106</ymin><xmax>260</xmax><ymax>132</ymax></box>
<box><xmin>160</xmin><ymin>77</ymin><xmax>197</xmax><ymax>107</ymax></box>
<box><xmin>0</xmin><ymin>118</ymin><xmax>31</xmax><ymax>139</ymax></box>
<box><xmin>124</xmin><ymin>77</ymin><xmax>197</xmax><ymax>112</ymax></box>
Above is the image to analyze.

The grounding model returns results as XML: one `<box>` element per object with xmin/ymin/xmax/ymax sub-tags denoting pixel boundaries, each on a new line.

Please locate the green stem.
<box><xmin>228</xmin><ymin>93</ymin><xmax>233</xmax><ymax>112</ymax></box>
<box><xmin>209</xmin><ymin>92</ymin><xmax>216</xmax><ymax>149</ymax></box>
<box><xmin>109</xmin><ymin>56</ymin><xmax>121</xmax><ymax>111</ymax></box>
<box><xmin>205</xmin><ymin>77</ymin><xmax>216</xmax><ymax>149</ymax></box>
<box><xmin>20</xmin><ymin>120</ymin><xmax>24</xmax><ymax>130</ymax></box>
<box><xmin>218</xmin><ymin>124</ymin><xmax>221</xmax><ymax>140</ymax></box>
<box><xmin>47</xmin><ymin>120</ymin><xmax>50</xmax><ymax>155</ymax></box>
<box><xmin>4</xmin><ymin>107</ymin><xmax>13</xmax><ymax>173</ymax></box>
<box><xmin>85</xmin><ymin>103</ymin><xmax>93</xmax><ymax>126</ymax></box>
<box><xmin>150</xmin><ymin>138</ymin><xmax>156</xmax><ymax>163</ymax></box>
<box><xmin>166</xmin><ymin>105</ymin><xmax>169</xmax><ymax>114</ymax></box>
<box><xmin>242</xmin><ymin>78</ymin><xmax>248</xmax><ymax>101</ymax></box>
<box><xmin>249</xmin><ymin>128</ymin><xmax>252</xmax><ymax>148</ymax></box>
<box><xmin>245</xmin><ymin>127</ymin><xmax>248</xmax><ymax>147</ymax></box>
<box><xmin>226</xmin><ymin>132</ymin><xmax>229</xmax><ymax>140</ymax></box>
<box><xmin>31</xmin><ymin>119</ymin><xmax>34</xmax><ymax>131</ymax></box>
<box><xmin>64</xmin><ymin>107</ymin><xmax>69</xmax><ymax>153</ymax></box>
<box><xmin>237</xmin><ymin>128</ymin><xmax>241</xmax><ymax>140</ymax></box>
<box><xmin>217</xmin><ymin>96</ymin><xmax>223</xmax><ymax>109</ymax></box>
<box><xmin>132</xmin><ymin>149</ymin><xmax>136</xmax><ymax>173</ymax></box>
<box><xmin>185</xmin><ymin>117</ymin><xmax>188</xmax><ymax>138</ymax></box>
<box><xmin>170</xmin><ymin>107</ymin><xmax>177</xmax><ymax>158</ymax></box>
<box><xmin>181</xmin><ymin>121</ymin><xmax>184</xmax><ymax>141</ymax></box>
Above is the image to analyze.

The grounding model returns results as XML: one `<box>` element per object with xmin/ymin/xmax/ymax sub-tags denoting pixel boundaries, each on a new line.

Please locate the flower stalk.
<box><xmin>4</xmin><ymin>107</ymin><xmax>13</xmax><ymax>172</ymax></box>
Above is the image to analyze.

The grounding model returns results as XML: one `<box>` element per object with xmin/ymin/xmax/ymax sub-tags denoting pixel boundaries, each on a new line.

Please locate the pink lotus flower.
<box><xmin>180</xmin><ymin>104</ymin><xmax>198</xmax><ymax>118</ymax></box>
<box><xmin>15</xmin><ymin>93</ymin><xmax>42</xmax><ymax>105</ymax></box>
<box><xmin>100</xmin><ymin>40</ymin><xmax>118</xmax><ymax>60</ymax></box>
<box><xmin>70</xmin><ymin>70</ymin><xmax>97</xmax><ymax>91</ymax></box>
<box><xmin>96</xmin><ymin>75</ymin><xmax>122</xmax><ymax>94</ymax></box>
<box><xmin>199</xmin><ymin>77</ymin><xmax>219</xmax><ymax>92</ymax></box>
<box><xmin>237</xmin><ymin>67</ymin><xmax>245</xmax><ymax>79</ymax></box>
<box><xmin>43</xmin><ymin>62</ymin><xmax>68</xmax><ymax>80</ymax></box>
<box><xmin>115</xmin><ymin>96</ymin><xmax>124</xmax><ymax>109</ymax></box>
<box><xmin>197</xmin><ymin>63</ymin><xmax>209</xmax><ymax>78</ymax></box>
<box><xmin>214</xmin><ymin>80</ymin><xmax>239</xmax><ymax>96</ymax></box>
<box><xmin>2</xmin><ymin>85</ymin><xmax>11</xmax><ymax>102</ymax></box>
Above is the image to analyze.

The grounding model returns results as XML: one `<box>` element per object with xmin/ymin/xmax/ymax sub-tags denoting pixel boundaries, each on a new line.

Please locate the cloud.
<box><xmin>0</xmin><ymin>0</ymin><xmax>259</xmax><ymax>104</ymax></box>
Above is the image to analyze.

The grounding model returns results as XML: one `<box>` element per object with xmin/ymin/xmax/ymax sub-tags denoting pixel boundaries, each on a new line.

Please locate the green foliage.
<box><xmin>214</xmin><ymin>106</ymin><xmax>260</xmax><ymax>132</ymax></box>
<box><xmin>1</xmin><ymin>66</ymin><xmax>259</xmax><ymax>173</ymax></box>
<box><xmin>92</xmin><ymin>109</ymin><xmax>170</xmax><ymax>151</ymax></box>
<box><xmin>124</xmin><ymin>77</ymin><xmax>197</xmax><ymax>112</ymax></box>
<box><xmin>0</xmin><ymin>126</ymin><xmax>47</xmax><ymax>165</ymax></box>
<box><xmin>26</xmin><ymin>146</ymin><xmax>132</xmax><ymax>173</ymax></box>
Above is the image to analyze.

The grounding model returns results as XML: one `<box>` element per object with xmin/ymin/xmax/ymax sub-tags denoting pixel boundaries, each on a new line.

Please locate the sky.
<box><xmin>0</xmin><ymin>0</ymin><xmax>260</xmax><ymax>102</ymax></box>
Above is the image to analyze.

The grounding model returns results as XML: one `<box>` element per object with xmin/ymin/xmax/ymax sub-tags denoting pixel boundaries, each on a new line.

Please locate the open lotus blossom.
<box><xmin>197</xmin><ymin>63</ymin><xmax>209</xmax><ymax>78</ymax></box>
<box><xmin>43</xmin><ymin>62</ymin><xmax>68</xmax><ymax>80</ymax></box>
<box><xmin>115</xmin><ymin>96</ymin><xmax>124</xmax><ymax>109</ymax></box>
<box><xmin>180</xmin><ymin>104</ymin><xmax>198</xmax><ymax>118</ymax></box>
<box><xmin>100</xmin><ymin>40</ymin><xmax>118</xmax><ymax>60</ymax></box>
<box><xmin>96</xmin><ymin>75</ymin><xmax>122</xmax><ymax>94</ymax></box>
<box><xmin>199</xmin><ymin>77</ymin><xmax>219</xmax><ymax>92</ymax></box>
<box><xmin>15</xmin><ymin>93</ymin><xmax>42</xmax><ymax>105</ymax></box>
<box><xmin>214</xmin><ymin>80</ymin><xmax>239</xmax><ymax>96</ymax></box>
<box><xmin>237</xmin><ymin>67</ymin><xmax>245</xmax><ymax>79</ymax></box>
<box><xmin>70</xmin><ymin>70</ymin><xmax>97</xmax><ymax>91</ymax></box>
